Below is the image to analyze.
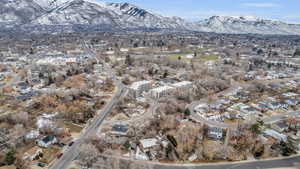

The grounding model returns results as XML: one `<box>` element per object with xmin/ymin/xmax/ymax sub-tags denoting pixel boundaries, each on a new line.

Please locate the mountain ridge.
<box><xmin>1</xmin><ymin>0</ymin><xmax>300</xmax><ymax>35</ymax></box>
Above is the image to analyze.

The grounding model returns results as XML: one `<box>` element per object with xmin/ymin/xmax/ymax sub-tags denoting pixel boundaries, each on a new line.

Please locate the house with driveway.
<box><xmin>36</xmin><ymin>134</ymin><xmax>57</xmax><ymax>148</ymax></box>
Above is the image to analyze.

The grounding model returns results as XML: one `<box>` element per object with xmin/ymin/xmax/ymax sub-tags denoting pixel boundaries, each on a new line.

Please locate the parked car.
<box><xmin>56</xmin><ymin>153</ymin><xmax>63</xmax><ymax>159</ymax></box>
<box><xmin>68</xmin><ymin>141</ymin><xmax>74</xmax><ymax>147</ymax></box>
<box><xmin>282</xmin><ymin>114</ymin><xmax>289</xmax><ymax>118</ymax></box>
<box><xmin>54</xmin><ymin>142</ymin><xmax>66</xmax><ymax>147</ymax></box>
<box><xmin>37</xmin><ymin>162</ymin><xmax>46</xmax><ymax>168</ymax></box>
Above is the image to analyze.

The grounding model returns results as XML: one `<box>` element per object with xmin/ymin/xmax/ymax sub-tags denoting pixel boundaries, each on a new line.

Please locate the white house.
<box><xmin>139</xmin><ymin>138</ymin><xmax>159</xmax><ymax>152</ymax></box>
<box><xmin>263</xmin><ymin>129</ymin><xmax>287</xmax><ymax>141</ymax></box>
<box><xmin>36</xmin><ymin>135</ymin><xmax>57</xmax><ymax>148</ymax></box>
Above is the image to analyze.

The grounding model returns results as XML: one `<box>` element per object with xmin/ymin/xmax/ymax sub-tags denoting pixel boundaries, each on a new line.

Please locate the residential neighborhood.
<box><xmin>0</xmin><ymin>25</ymin><xmax>300</xmax><ymax>169</ymax></box>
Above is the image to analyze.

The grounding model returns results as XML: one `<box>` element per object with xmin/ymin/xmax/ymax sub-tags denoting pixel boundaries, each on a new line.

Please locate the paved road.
<box><xmin>151</xmin><ymin>155</ymin><xmax>300</xmax><ymax>169</ymax></box>
<box><xmin>49</xmin><ymin>42</ymin><xmax>126</xmax><ymax>169</ymax></box>
<box><xmin>49</xmin><ymin>86</ymin><xmax>126</xmax><ymax>169</ymax></box>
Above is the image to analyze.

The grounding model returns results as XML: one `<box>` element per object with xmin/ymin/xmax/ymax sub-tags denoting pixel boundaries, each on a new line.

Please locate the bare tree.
<box><xmin>15</xmin><ymin>156</ymin><xmax>30</xmax><ymax>169</ymax></box>
<box><xmin>175</xmin><ymin>122</ymin><xmax>201</xmax><ymax>160</ymax></box>
<box><xmin>77</xmin><ymin>143</ymin><xmax>100</xmax><ymax>168</ymax></box>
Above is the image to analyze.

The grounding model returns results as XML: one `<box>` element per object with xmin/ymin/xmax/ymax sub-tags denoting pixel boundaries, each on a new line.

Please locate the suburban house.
<box><xmin>224</xmin><ymin>111</ymin><xmax>239</xmax><ymax>120</ymax></box>
<box><xmin>111</xmin><ymin>124</ymin><xmax>129</xmax><ymax>136</ymax></box>
<box><xmin>207</xmin><ymin>127</ymin><xmax>223</xmax><ymax>140</ymax></box>
<box><xmin>282</xmin><ymin>92</ymin><xmax>298</xmax><ymax>98</ymax></box>
<box><xmin>15</xmin><ymin>81</ymin><xmax>29</xmax><ymax>91</ymax></box>
<box><xmin>263</xmin><ymin>129</ymin><xmax>287</xmax><ymax>142</ymax></box>
<box><xmin>284</xmin><ymin>99</ymin><xmax>298</xmax><ymax>106</ymax></box>
<box><xmin>27</xmin><ymin>70</ymin><xmax>41</xmax><ymax>84</ymax></box>
<box><xmin>251</xmin><ymin>103</ymin><xmax>269</xmax><ymax>112</ymax></box>
<box><xmin>207</xmin><ymin>114</ymin><xmax>225</xmax><ymax>122</ymax></box>
<box><xmin>268</xmin><ymin>102</ymin><xmax>282</xmax><ymax>110</ymax></box>
<box><xmin>36</xmin><ymin>134</ymin><xmax>57</xmax><ymax>148</ymax></box>
<box><xmin>271</xmin><ymin>121</ymin><xmax>289</xmax><ymax>133</ymax></box>
<box><xmin>23</xmin><ymin>146</ymin><xmax>43</xmax><ymax>161</ymax></box>
<box><xmin>139</xmin><ymin>138</ymin><xmax>159</xmax><ymax>152</ymax></box>
<box><xmin>194</xmin><ymin>103</ymin><xmax>209</xmax><ymax>114</ymax></box>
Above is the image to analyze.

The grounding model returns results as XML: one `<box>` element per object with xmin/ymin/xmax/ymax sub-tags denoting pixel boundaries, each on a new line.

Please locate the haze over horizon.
<box><xmin>102</xmin><ymin>0</ymin><xmax>300</xmax><ymax>23</ymax></box>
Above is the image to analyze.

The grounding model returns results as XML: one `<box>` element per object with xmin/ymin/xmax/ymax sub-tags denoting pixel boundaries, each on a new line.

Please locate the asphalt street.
<box><xmin>49</xmin><ymin>42</ymin><xmax>125</xmax><ymax>169</ymax></box>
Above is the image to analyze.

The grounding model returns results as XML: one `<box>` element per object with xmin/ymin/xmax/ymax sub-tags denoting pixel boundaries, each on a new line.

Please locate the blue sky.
<box><xmin>103</xmin><ymin>0</ymin><xmax>300</xmax><ymax>23</ymax></box>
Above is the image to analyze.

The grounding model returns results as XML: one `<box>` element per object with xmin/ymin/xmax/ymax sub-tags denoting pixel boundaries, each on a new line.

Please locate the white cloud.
<box><xmin>242</xmin><ymin>2</ymin><xmax>281</xmax><ymax>8</ymax></box>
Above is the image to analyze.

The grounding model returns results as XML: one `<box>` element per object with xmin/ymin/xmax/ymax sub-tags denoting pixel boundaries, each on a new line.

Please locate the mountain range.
<box><xmin>1</xmin><ymin>0</ymin><xmax>300</xmax><ymax>35</ymax></box>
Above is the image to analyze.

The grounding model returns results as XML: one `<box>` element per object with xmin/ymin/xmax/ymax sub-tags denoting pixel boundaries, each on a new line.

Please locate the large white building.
<box><xmin>36</xmin><ymin>57</ymin><xmax>79</xmax><ymax>66</ymax></box>
<box><xmin>171</xmin><ymin>81</ymin><xmax>193</xmax><ymax>91</ymax></box>
<box><xmin>129</xmin><ymin>80</ymin><xmax>153</xmax><ymax>98</ymax></box>
<box><xmin>149</xmin><ymin>86</ymin><xmax>174</xmax><ymax>99</ymax></box>
<box><xmin>148</xmin><ymin>81</ymin><xmax>192</xmax><ymax>99</ymax></box>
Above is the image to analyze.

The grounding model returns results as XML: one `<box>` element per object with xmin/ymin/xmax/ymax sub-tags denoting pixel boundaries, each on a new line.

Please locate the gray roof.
<box><xmin>41</xmin><ymin>134</ymin><xmax>56</xmax><ymax>143</ymax></box>
<box><xmin>112</xmin><ymin>124</ymin><xmax>128</xmax><ymax>133</ymax></box>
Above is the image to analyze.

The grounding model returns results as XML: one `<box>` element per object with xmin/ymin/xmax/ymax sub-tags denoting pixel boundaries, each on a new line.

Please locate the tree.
<box><xmin>29</xmin><ymin>47</ymin><xmax>34</xmax><ymax>55</ymax></box>
<box><xmin>194</xmin><ymin>51</ymin><xmax>197</xmax><ymax>57</ymax></box>
<box><xmin>2</xmin><ymin>150</ymin><xmax>16</xmax><ymax>165</ymax></box>
<box><xmin>250</xmin><ymin>123</ymin><xmax>262</xmax><ymax>134</ymax></box>
<box><xmin>133</xmin><ymin>42</ymin><xmax>139</xmax><ymax>48</ymax></box>
<box><xmin>125</xmin><ymin>54</ymin><xmax>133</xmax><ymax>66</ymax></box>
<box><xmin>207</xmin><ymin>90</ymin><xmax>215</xmax><ymax>114</ymax></box>
<box><xmin>175</xmin><ymin>122</ymin><xmax>201</xmax><ymax>160</ymax></box>
<box><xmin>174</xmin><ymin>89</ymin><xmax>191</xmax><ymax>103</ymax></box>
<box><xmin>183</xmin><ymin>108</ymin><xmax>191</xmax><ymax>116</ymax></box>
<box><xmin>250</xmin><ymin>82</ymin><xmax>266</xmax><ymax>93</ymax></box>
<box><xmin>280</xmin><ymin>140</ymin><xmax>296</xmax><ymax>156</ymax></box>
<box><xmin>102</xmin><ymin>77</ymin><xmax>114</xmax><ymax>91</ymax></box>
<box><xmin>77</xmin><ymin>144</ymin><xmax>100</xmax><ymax>168</ymax></box>
<box><xmin>15</xmin><ymin>157</ymin><xmax>30</xmax><ymax>169</ymax></box>
<box><xmin>13</xmin><ymin>112</ymin><xmax>29</xmax><ymax>126</ymax></box>
<box><xmin>163</xmin><ymin>70</ymin><xmax>168</xmax><ymax>78</ymax></box>
<box><xmin>294</xmin><ymin>49</ymin><xmax>300</xmax><ymax>57</ymax></box>
<box><xmin>160</xmin><ymin>115</ymin><xmax>179</xmax><ymax>131</ymax></box>
<box><xmin>285</xmin><ymin>117</ymin><xmax>297</xmax><ymax>129</ymax></box>
<box><xmin>63</xmin><ymin>74</ymin><xmax>87</xmax><ymax>89</ymax></box>
<box><xmin>257</xmin><ymin>49</ymin><xmax>264</xmax><ymax>55</ymax></box>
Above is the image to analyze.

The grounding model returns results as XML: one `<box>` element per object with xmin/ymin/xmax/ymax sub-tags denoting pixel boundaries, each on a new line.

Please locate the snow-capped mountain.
<box><xmin>32</xmin><ymin>0</ymin><xmax>118</xmax><ymax>25</ymax></box>
<box><xmin>0</xmin><ymin>0</ymin><xmax>44</xmax><ymax>25</ymax></box>
<box><xmin>0</xmin><ymin>0</ymin><xmax>300</xmax><ymax>35</ymax></box>
<box><xmin>32</xmin><ymin>0</ymin><xmax>194</xmax><ymax>30</ymax></box>
<box><xmin>196</xmin><ymin>15</ymin><xmax>300</xmax><ymax>35</ymax></box>
<box><xmin>33</xmin><ymin>0</ymin><xmax>71</xmax><ymax>11</ymax></box>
